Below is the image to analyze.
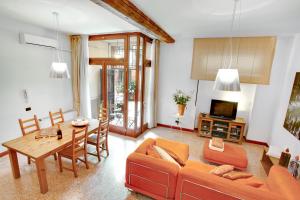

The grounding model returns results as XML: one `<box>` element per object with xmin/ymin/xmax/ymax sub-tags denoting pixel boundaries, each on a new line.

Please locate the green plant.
<box><xmin>173</xmin><ymin>90</ymin><xmax>191</xmax><ymax>105</ymax></box>
<box><xmin>128</xmin><ymin>81</ymin><xmax>136</xmax><ymax>95</ymax></box>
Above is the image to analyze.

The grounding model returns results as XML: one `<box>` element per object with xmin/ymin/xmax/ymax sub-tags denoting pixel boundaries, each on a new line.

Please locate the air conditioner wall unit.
<box><xmin>19</xmin><ymin>32</ymin><xmax>58</xmax><ymax>49</ymax></box>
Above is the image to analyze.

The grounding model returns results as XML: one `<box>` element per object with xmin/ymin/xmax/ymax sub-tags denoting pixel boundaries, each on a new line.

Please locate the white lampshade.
<box><xmin>214</xmin><ymin>69</ymin><xmax>240</xmax><ymax>91</ymax></box>
<box><xmin>49</xmin><ymin>62</ymin><xmax>70</xmax><ymax>79</ymax></box>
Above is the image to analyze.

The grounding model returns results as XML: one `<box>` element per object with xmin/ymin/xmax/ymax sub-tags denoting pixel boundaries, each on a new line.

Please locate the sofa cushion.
<box><xmin>153</xmin><ymin>146</ymin><xmax>181</xmax><ymax>167</ymax></box>
<box><xmin>156</xmin><ymin>138</ymin><xmax>189</xmax><ymax>166</ymax></box>
<box><xmin>210</xmin><ymin>165</ymin><xmax>234</xmax><ymax>176</ymax></box>
<box><xmin>222</xmin><ymin>171</ymin><xmax>253</xmax><ymax>180</ymax></box>
<box><xmin>233</xmin><ymin>176</ymin><xmax>265</xmax><ymax>188</ymax></box>
<box><xmin>135</xmin><ymin>138</ymin><xmax>156</xmax><ymax>154</ymax></box>
<box><xmin>146</xmin><ymin>146</ymin><xmax>161</xmax><ymax>159</ymax></box>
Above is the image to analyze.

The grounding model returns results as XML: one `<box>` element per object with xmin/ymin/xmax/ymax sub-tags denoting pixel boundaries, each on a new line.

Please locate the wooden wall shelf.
<box><xmin>198</xmin><ymin>113</ymin><xmax>246</xmax><ymax>144</ymax></box>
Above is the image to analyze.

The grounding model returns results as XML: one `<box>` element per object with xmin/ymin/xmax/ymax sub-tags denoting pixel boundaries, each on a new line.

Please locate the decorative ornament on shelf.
<box><xmin>173</xmin><ymin>90</ymin><xmax>191</xmax><ymax>116</ymax></box>
<box><xmin>49</xmin><ymin>12</ymin><xmax>70</xmax><ymax>79</ymax></box>
<box><xmin>214</xmin><ymin>0</ymin><xmax>241</xmax><ymax>92</ymax></box>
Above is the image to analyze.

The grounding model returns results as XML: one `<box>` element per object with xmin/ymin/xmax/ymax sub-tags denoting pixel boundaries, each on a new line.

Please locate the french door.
<box><xmin>101</xmin><ymin>63</ymin><xmax>143</xmax><ymax>136</ymax></box>
<box><xmin>88</xmin><ymin>33</ymin><xmax>152</xmax><ymax>137</ymax></box>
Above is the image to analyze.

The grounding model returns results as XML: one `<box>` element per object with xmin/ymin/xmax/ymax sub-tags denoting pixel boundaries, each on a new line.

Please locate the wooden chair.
<box><xmin>18</xmin><ymin>115</ymin><xmax>40</xmax><ymax>164</ymax></box>
<box><xmin>49</xmin><ymin>108</ymin><xmax>64</xmax><ymax>126</ymax></box>
<box><xmin>58</xmin><ymin>126</ymin><xmax>89</xmax><ymax>177</ymax></box>
<box><xmin>87</xmin><ymin>118</ymin><xmax>109</xmax><ymax>162</ymax></box>
<box><xmin>18</xmin><ymin>115</ymin><xmax>57</xmax><ymax>164</ymax></box>
<box><xmin>19</xmin><ymin>115</ymin><xmax>57</xmax><ymax>165</ymax></box>
<box><xmin>99</xmin><ymin>107</ymin><xmax>108</xmax><ymax>120</ymax></box>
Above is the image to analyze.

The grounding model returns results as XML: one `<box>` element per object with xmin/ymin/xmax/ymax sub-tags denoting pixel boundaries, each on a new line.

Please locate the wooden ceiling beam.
<box><xmin>91</xmin><ymin>0</ymin><xmax>175</xmax><ymax>43</ymax></box>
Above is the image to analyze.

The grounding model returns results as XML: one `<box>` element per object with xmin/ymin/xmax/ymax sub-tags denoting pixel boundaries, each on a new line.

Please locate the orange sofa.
<box><xmin>125</xmin><ymin>138</ymin><xmax>189</xmax><ymax>200</ymax></box>
<box><xmin>125</xmin><ymin>138</ymin><xmax>300</xmax><ymax>200</ymax></box>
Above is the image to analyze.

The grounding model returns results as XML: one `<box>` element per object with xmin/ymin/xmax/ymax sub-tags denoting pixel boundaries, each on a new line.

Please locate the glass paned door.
<box><xmin>128</xmin><ymin>36</ymin><xmax>137</xmax><ymax>130</ymax></box>
<box><xmin>106</xmin><ymin>65</ymin><xmax>125</xmax><ymax>132</ymax></box>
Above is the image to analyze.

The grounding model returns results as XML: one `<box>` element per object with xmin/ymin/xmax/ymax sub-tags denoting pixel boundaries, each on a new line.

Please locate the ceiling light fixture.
<box><xmin>214</xmin><ymin>0</ymin><xmax>241</xmax><ymax>92</ymax></box>
<box><xmin>49</xmin><ymin>12</ymin><xmax>70</xmax><ymax>79</ymax></box>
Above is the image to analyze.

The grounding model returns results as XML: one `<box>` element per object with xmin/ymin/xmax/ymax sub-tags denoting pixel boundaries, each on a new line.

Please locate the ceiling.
<box><xmin>0</xmin><ymin>0</ymin><xmax>138</xmax><ymax>34</ymax></box>
<box><xmin>0</xmin><ymin>0</ymin><xmax>299</xmax><ymax>38</ymax></box>
<box><xmin>131</xmin><ymin>0</ymin><xmax>300</xmax><ymax>37</ymax></box>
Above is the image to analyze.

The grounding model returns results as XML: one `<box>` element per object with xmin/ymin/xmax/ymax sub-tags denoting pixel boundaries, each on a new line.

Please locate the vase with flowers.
<box><xmin>173</xmin><ymin>90</ymin><xmax>191</xmax><ymax>116</ymax></box>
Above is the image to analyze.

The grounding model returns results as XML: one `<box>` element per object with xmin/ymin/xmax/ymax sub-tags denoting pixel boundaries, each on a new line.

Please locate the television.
<box><xmin>209</xmin><ymin>99</ymin><xmax>238</xmax><ymax>120</ymax></box>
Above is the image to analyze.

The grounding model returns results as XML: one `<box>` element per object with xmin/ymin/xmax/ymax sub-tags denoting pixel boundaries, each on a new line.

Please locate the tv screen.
<box><xmin>209</xmin><ymin>99</ymin><xmax>238</xmax><ymax>120</ymax></box>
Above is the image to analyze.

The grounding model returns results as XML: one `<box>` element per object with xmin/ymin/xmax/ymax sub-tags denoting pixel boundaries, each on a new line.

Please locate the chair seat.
<box><xmin>59</xmin><ymin>145</ymin><xmax>84</xmax><ymax>158</ymax></box>
<box><xmin>87</xmin><ymin>134</ymin><xmax>106</xmax><ymax>144</ymax></box>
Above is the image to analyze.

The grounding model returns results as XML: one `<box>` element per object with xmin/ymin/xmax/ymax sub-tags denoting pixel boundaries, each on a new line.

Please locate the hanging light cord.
<box><xmin>53</xmin><ymin>12</ymin><xmax>61</xmax><ymax>63</ymax></box>
<box><xmin>228</xmin><ymin>0</ymin><xmax>239</xmax><ymax>68</ymax></box>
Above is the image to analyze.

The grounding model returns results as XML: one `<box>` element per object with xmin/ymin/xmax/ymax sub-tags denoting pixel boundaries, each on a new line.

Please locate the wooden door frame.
<box><xmin>88</xmin><ymin>32</ymin><xmax>151</xmax><ymax>137</ymax></box>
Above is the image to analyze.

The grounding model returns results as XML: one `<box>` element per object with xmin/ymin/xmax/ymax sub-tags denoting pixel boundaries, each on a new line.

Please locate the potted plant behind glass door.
<box><xmin>173</xmin><ymin>90</ymin><xmax>191</xmax><ymax>116</ymax></box>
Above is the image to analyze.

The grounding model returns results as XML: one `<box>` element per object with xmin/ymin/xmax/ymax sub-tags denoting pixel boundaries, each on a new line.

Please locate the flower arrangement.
<box><xmin>173</xmin><ymin>90</ymin><xmax>191</xmax><ymax>105</ymax></box>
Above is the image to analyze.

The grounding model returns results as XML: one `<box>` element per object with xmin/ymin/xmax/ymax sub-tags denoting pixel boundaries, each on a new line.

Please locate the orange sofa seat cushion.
<box><xmin>233</xmin><ymin>176</ymin><xmax>265</xmax><ymax>188</ymax></box>
<box><xmin>267</xmin><ymin>165</ymin><xmax>300</xmax><ymax>200</ymax></box>
<box><xmin>156</xmin><ymin>138</ymin><xmax>189</xmax><ymax>165</ymax></box>
<box><xmin>203</xmin><ymin>140</ymin><xmax>248</xmax><ymax>169</ymax></box>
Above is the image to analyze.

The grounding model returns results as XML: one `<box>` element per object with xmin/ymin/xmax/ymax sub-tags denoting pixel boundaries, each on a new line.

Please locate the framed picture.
<box><xmin>283</xmin><ymin>72</ymin><xmax>300</xmax><ymax>140</ymax></box>
<box><xmin>288</xmin><ymin>159</ymin><xmax>300</xmax><ymax>179</ymax></box>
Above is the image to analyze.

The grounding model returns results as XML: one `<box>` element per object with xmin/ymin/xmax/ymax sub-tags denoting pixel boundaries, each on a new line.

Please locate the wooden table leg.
<box><xmin>8</xmin><ymin>149</ymin><xmax>20</xmax><ymax>178</ymax></box>
<box><xmin>35</xmin><ymin>158</ymin><xmax>48</xmax><ymax>194</ymax></box>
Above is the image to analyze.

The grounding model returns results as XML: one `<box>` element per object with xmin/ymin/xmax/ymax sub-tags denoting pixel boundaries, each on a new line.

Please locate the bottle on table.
<box><xmin>57</xmin><ymin>124</ymin><xmax>62</xmax><ymax>140</ymax></box>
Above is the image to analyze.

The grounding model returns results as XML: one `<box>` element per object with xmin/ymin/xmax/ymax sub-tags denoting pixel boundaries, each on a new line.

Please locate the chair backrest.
<box><xmin>95</xmin><ymin>118</ymin><xmax>109</xmax><ymax>143</ymax></box>
<box><xmin>99</xmin><ymin>108</ymin><xmax>108</xmax><ymax>120</ymax></box>
<box><xmin>72</xmin><ymin>126</ymin><xmax>88</xmax><ymax>155</ymax></box>
<box><xmin>49</xmin><ymin>108</ymin><xmax>64</xmax><ymax>126</ymax></box>
<box><xmin>18</xmin><ymin>115</ymin><xmax>40</xmax><ymax>136</ymax></box>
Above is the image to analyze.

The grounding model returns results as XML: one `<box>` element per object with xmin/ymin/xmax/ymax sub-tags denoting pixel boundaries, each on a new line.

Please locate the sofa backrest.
<box><xmin>267</xmin><ymin>165</ymin><xmax>300</xmax><ymax>200</ymax></box>
<box><xmin>135</xmin><ymin>138</ymin><xmax>155</xmax><ymax>154</ymax></box>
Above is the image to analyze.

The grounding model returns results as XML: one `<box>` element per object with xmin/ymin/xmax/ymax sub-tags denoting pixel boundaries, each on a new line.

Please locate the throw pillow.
<box><xmin>156</xmin><ymin>138</ymin><xmax>189</xmax><ymax>166</ymax></box>
<box><xmin>222</xmin><ymin>171</ymin><xmax>253</xmax><ymax>180</ymax></box>
<box><xmin>209</xmin><ymin>165</ymin><xmax>234</xmax><ymax>176</ymax></box>
<box><xmin>146</xmin><ymin>146</ymin><xmax>161</xmax><ymax>159</ymax></box>
<box><xmin>153</xmin><ymin>146</ymin><xmax>181</xmax><ymax>167</ymax></box>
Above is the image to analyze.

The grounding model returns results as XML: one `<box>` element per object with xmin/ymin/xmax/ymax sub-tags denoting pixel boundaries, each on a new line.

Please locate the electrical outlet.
<box><xmin>25</xmin><ymin>107</ymin><xmax>31</xmax><ymax>111</ymax></box>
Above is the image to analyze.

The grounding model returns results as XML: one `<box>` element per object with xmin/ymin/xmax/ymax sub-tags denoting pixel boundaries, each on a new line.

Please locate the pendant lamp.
<box><xmin>50</xmin><ymin>12</ymin><xmax>70</xmax><ymax>79</ymax></box>
<box><xmin>214</xmin><ymin>0</ymin><xmax>240</xmax><ymax>91</ymax></box>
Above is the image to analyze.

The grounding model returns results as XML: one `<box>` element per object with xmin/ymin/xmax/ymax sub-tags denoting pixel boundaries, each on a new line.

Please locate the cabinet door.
<box><xmin>228</xmin><ymin>123</ymin><xmax>244</xmax><ymax>141</ymax></box>
<box><xmin>191</xmin><ymin>37</ymin><xmax>276</xmax><ymax>84</ymax></box>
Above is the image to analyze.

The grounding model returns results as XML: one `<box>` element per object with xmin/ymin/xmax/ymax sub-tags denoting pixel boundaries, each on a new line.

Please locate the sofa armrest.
<box><xmin>175</xmin><ymin>167</ymin><xmax>283</xmax><ymax>200</ymax></box>
<box><xmin>125</xmin><ymin>152</ymin><xmax>180</xmax><ymax>199</ymax></box>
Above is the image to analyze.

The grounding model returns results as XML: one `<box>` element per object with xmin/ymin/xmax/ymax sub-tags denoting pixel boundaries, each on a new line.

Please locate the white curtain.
<box><xmin>148</xmin><ymin>40</ymin><xmax>160</xmax><ymax>128</ymax></box>
<box><xmin>79</xmin><ymin>35</ymin><xmax>91</xmax><ymax>118</ymax></box>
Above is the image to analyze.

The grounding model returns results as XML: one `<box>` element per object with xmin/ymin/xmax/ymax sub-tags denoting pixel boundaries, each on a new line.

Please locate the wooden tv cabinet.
<box><xmin>198</xmin><ymin>113</ymin><xmax>245</xmax><ymax>144</ymax></box>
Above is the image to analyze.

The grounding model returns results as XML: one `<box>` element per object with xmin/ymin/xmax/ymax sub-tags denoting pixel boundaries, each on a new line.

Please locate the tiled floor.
<box><xmin>0</xmin><ymin>127</ymin><xmax>266</xmax><ymax>200</ymax></box>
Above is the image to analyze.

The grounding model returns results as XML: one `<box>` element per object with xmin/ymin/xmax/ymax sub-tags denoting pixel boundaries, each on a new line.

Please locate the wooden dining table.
<box><xmin>2</xmin><ymin>119</ymin><xmax>99</xmax><ymax>194</ymax></box>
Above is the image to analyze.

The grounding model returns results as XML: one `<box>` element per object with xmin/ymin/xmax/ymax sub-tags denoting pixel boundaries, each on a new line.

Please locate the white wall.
<box><xmin>0</xmin><ymin>17</ymin><xmax>73</xmax><ymax>152</ymax></box>
<box><xmin>247</xmin><ymin>36</ymin><xmax>294</xmax><ymax>142</ymax></box>
<box><xmin>269</xmin><ymin>35</ymin><xmax>300</xmax><ymax>157</ymax></box>
<box><xmin>158</xmin><ymin>38</ymin><xmax>197</xmax><ymax>130</ymax></box>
